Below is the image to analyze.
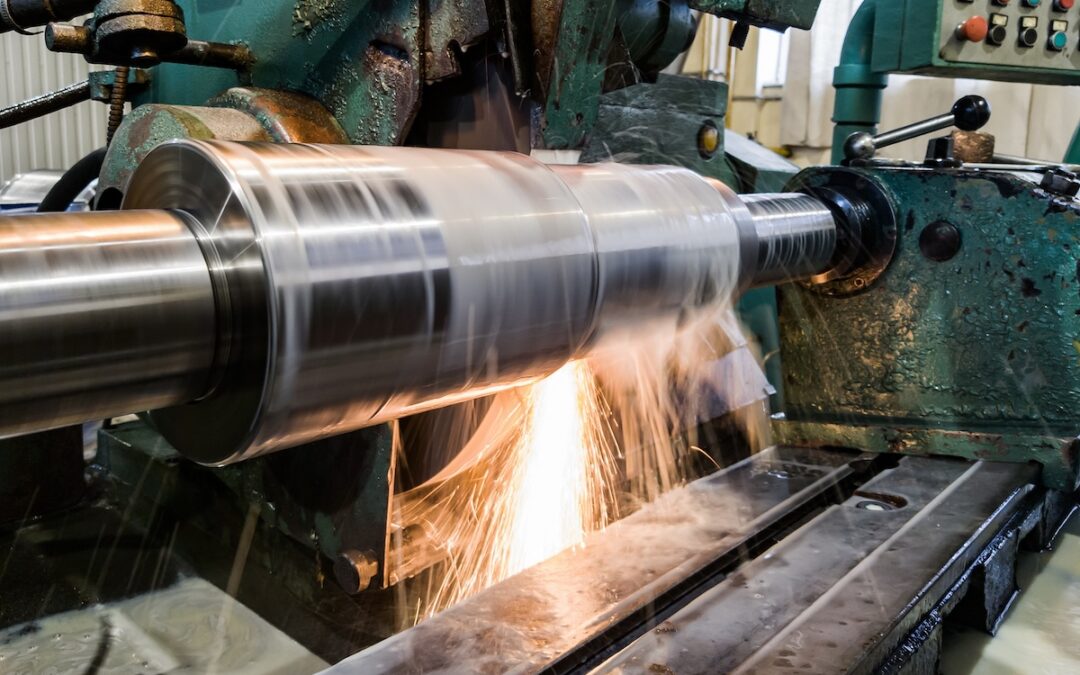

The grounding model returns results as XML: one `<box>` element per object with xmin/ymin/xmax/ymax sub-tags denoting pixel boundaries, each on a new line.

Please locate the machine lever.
<box><xmin>843</xmin><ymin>95</ymin><xmax>991</xmax><ymax>161</ymax></box>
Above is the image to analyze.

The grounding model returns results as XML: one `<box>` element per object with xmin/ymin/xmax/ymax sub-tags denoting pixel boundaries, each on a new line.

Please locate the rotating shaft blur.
<box><xmin>0</xmin><ymin>141</ymin><xmax>838</xmax><ymax>464</ymax></box>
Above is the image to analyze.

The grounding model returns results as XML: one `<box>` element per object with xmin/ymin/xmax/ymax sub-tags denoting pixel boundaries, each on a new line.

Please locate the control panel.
<box><xmin>942</xmin><ymin>0</ymin><xmax>1078</xmax><ymax>70</ymax></box>
<box><xmin>873</xmin><ymin>0</ymin><xmax>1080</xmax><ymax>84</ymax></box>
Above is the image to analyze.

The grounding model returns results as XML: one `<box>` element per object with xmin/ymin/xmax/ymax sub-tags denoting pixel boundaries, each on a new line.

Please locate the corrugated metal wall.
<box><xmin>0</xmin><ymin>30</ymin><xmax>107</xmax><ymax>183</ymax></box>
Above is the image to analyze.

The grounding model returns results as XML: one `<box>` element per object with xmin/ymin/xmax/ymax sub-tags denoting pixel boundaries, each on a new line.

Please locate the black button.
<box><xmin>919</xmin><ymin>221</ymin><xmax>963</xmax><ymax>262</ymax></box>
<box><xmin>1019</xmin><ymin>27</ymin><xmax>1039</xmax><ymax>48</ymax></box>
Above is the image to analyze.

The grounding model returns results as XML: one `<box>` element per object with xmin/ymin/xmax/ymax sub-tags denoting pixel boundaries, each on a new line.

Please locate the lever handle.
<box><xmin>843</xmin><ymin>95</ymin><xmax>991</xmax><ymax>160</ymax></box>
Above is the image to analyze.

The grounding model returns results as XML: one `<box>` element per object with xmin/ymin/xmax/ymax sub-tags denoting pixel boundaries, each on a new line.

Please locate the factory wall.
<box><xmin>0</xmin><ymin>31</ymin><xmax>107</xmax><ymax>183</ymax></box>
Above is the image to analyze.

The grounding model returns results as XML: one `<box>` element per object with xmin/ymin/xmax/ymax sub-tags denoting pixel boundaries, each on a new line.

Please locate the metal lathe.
<box><xmin>0</xmin><ymin>0</ymin><xmax>1078</xmax><ymax>673</ymax></box>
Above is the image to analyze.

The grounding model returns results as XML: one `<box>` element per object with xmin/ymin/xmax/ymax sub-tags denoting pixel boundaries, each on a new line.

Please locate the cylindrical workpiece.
<box><xmin>549</xmin><ymin>162</ymin><xmax>743</xmax><ymax>344</ymax></box>
<box><xmin>0</xmin><ymin>209</ymin><xmax>218</xmax><ymax>436</ymax></box>
<box><xmin>0</xmin><ymin>141</ymin><xmax>845</xmax><ymax>464</ymax></box>
<box><xmin>741</xmin><ymin>193</ymin><xmax>837</xmax><ymax>286</ymax></box>
<box><xmin>124</xmin><ymin>141</ymin><xmax>599</xmax><ymax>463</ymax></box>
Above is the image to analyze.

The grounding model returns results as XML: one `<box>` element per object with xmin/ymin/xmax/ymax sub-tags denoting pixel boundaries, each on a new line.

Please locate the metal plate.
<box><xmin>590</xmin><ymin>457</ymin><xmax>1040</xmax><ymax>674</ymax></box>
<box><xmin>322</xmin><ymin>446</ymin><xmax>857</xmax><ymax>673</ymax></box>
<box><xmin>938</xmin><ymin>0</ymin><xmax>1080</xmax><ymax>72</ymax></box>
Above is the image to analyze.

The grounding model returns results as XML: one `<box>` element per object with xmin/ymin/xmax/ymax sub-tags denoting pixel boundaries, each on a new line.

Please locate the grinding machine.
<box><xmin>0</xmin><ymin>1</ymin><xmax>1079</xmax><ymax>673</ymax></box>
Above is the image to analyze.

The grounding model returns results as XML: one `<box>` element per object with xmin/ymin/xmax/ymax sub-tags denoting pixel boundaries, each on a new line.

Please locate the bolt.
<box><xmin>44</xmin><ymin>24</ymin><xmax>92</xmax><ymax>54</ymax></box>
<box><xmin>333</xmin><ymin>549</ymin><xmax>379</xmax><ymax>594</ymax></box>
<box><xmin>919</xmin><ymin>221</ymin><xmax>962</xmax><ymax>262</ymax></box>
<box><xmin>697</xmin><ymin>120</ymin><xmax>719</xmax><ymax>159</ymax></box>
<box><xmin>1040</xmin><ymin>168</ymin><xmax>1080</xmax><ymax>198</ymax></box>
<box><xmin>128</xmin><ymin>46</ymin><xmax>160</xmax><ymax>67</ymax></box>
<box><xmin>106</xmin><ymin>66</ymin><xmax>129</xmax><ymax>146</ymax></box>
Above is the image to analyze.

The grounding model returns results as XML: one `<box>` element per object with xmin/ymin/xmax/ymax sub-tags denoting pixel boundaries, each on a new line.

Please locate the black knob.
<box><xmin>988</xmin><ymin>24</ymin><xmax>1008</xmax><ymax>46</ymax></box>
<box><xmin>1019</xmin><ymin>27</ymin><xmax>1039</xmax><ymax>48</ymax></box>
<box><xmin>952</xmin><ymin>95</ymin><xmax>991</xmax><ymax>131</ymax></box>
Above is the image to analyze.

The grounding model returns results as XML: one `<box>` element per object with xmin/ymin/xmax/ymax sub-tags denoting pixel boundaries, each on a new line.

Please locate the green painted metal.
<box><xmin>98</xmin><ymin>103</ymin><xmax>270</xmax><ymax>198</ymax></box>
<box><xmin>882</xmin><ymin>0</ymin><xmax>1080</xmax><ymax>84</ymax></box>
<box><xmin>536</xmin><ymin>0</ymin><xmax>621</xmax><ymax>149</ymax></box>
<box><xmin>722</xmin><ymin>127</ymin><xmax>799</xmax><ymax>193</ymax></box>
<box><xmin>775</xmin><ymin>420</ymin><xmax>1079</xmax><ymax>492</ymax></box>
<box><xmin>147</xmin><ymin>0</ymin><xmax>423</xmax><ymax>145</ymax></box>
<box><xmin>580</xmin><ymin>74</ymin><xmax>738</xmax><ymax>186</ymax></box>
<box><xmin>690</xmin><ymin>0</ymin><xmax>822</xmax><ymax>30</ymax></box>
<box><xmin>777</xmin><ymin>166</ymin><xmax>1080</xmax><ymax>489</ymax></box>
<box><xmin>0</xmin><ymin>427</ymin><xmax>84</xmax><ymax>524</ymax></box>
<box><xmin>617</xmin><ymin>0</ymin><xmax>697</xmax><ymax>74</ymax></box>
<box><xmin>829</xmin><ymin>0</ymin><xmax>886</xmax><ymax>164</ymax></box>
<box><xmin>1067</xmin><ymin>125</ymin><xmax>1080</xmax><ymax>164</ymax></box>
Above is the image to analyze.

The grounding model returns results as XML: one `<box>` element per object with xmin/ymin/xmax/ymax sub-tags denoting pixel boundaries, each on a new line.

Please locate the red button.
<box><xmin>958</xmin><ymin>16</ymin><xmax>989</xmax><ymax>42</ymax></box>
<box><xmin>1054</xmin><ymin>0</ymin><xmax>1075</xmax><ymax>10</ymax></box>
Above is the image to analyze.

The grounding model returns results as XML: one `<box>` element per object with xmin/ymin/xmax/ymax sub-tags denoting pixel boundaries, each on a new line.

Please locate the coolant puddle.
<box><xmin>940</xmin><ymin>512</ymin><xmax>1080</xmax><ymax>675</ymax></box>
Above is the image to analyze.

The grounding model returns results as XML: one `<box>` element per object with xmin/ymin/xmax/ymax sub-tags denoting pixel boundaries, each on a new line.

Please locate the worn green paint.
<box><xmin>775</xmin><ymin>420</ymin><xmax>1079</xmax><ymax>491</ymax></box>
<box><xmin>538</xmin><ymin>1</ymin><xmax>621</xmax><ymax>149</ymax></box>
<box><xmin>689</xmin><ymin>0</ymin><xmax>822</xmax><ymax>30</ymax></box>
<box><xmin>146</xmin><ymin>0</ymin><xmax>422</xmax><ymax>145</ymax></box>
<box><xmin>580</xmin><ymin>74</ymin><xmax>739</xmax><ymax>185</ymax></box>
<box><xmin>778</xmin><ymin>166</ymin><xmax>1080</xmax><ymax>488</ymax></box>
<box><xmin>99</xmin><ymin>103</ymin><xmax>270</xmax><ymax>196</ymax></box>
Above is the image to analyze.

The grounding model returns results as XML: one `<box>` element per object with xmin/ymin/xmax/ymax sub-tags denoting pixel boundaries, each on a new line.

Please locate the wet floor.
<box><xmin>941</xmin><ymin>512</ymin><xmax>1080</xmax><ymax>675</ymax></box>
<box><xmin>0</xmin><ymin>578</ymin><xmax>327</xmax><ymax>674</ymax></box>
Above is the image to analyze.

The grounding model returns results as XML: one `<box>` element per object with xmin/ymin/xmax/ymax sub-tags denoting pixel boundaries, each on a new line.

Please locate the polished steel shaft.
<box><xmin>0</xmin><ymin>141</ymin><xmax>837</xmax><ymax>464</ymax></box>
<box><xmin>0</xmin><ymin>210</ymin><xmax>217</xmax><ymax>436</ymax></box>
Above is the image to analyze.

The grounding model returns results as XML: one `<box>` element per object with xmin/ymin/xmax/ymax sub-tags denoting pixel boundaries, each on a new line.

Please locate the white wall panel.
<box><xmin>0</xmin><ymin>30</ymin><xmax>106</xmax><ymax>182</ymax></box>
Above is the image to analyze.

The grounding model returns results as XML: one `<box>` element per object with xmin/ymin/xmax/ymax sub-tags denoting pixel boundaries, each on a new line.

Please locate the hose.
<box><xmin>36</xmin><ymin>147</ymin><xmax>107</xmax><ymax>212</ymax></box>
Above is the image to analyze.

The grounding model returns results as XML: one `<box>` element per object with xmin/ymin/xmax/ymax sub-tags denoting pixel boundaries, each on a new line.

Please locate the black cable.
<box><xmin>36</xmin><ymin>146</ymin><xmax>107</xmax><ymax>212</ymax></box>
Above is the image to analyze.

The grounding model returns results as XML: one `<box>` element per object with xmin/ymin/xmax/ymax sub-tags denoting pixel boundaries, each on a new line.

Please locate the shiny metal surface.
<box><xmin>549</xmin><ymin>162</ymin><xmax>743</xmax><ymax>347</ymax></box>
<box><xmin>741</xmin><ymin>192</ymin><xmax>836</xmax><ymax>287</ymax></box>
<box><xmin>0</xmin><ymin>170</ymin><xmax>95</xmax><ymax>212</ymax></box>
<box><xmin>0</xmin><ymin>209</ymin><xmax>217</xmax><ymax>437</ymax></box>
<box><xmin>0</xmin><ymin>141</ymin><xmax>842</xmax><ymax>463</ymax></box>
<box><xmin>127</xmin><ymin>141</ymin><xmax>598</xmax><ymax>463</ymax></box>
